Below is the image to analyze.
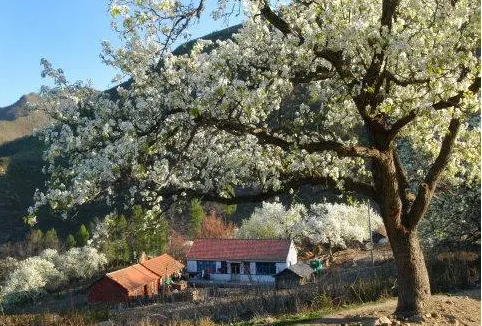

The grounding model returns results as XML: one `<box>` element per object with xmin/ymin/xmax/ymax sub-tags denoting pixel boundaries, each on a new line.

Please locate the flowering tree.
<box><xmin>56</xmin><ymin>247</ymin><xmax>108</xmax><ymax>280</ymax></box>
<box><xmin>2</xmin><ymin>248</ymin><xmax>106</xmax><ymax>305</ymax></box>
<box><xmin>1</xmin><ymin>256</ymin><xmax>64</xmax><ymax>304</ymax></box>
<box><xmin>237</xmin><ymin>201</ymin><xmax>382</xmax><ymax>253</ymax></box>
<box><xmin>301</xmin><ymin>202</ymin><xmax>383</xmax><ymax>255</ymax></box>
<box><xmin>32</xmin><ymin>0</ymin><xmax>480</xmax><ymax>315</ymax></box>
<box><xmin>237</xmin><ymin>201</ymin><xmax>306</xmax><ymax>240</ymax></box>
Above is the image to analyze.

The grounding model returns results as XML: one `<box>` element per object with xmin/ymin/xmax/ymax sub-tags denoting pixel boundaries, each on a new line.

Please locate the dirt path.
<box><xmin>302</xmin><ymin>290</ymin><xmax>481</xmax><ymax>325</ymax></box>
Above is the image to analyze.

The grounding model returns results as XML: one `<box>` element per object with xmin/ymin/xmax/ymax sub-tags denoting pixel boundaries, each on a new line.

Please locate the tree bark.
<box><xmin>372</xmin><ymin>150</ymin><xmax>431</xmax><ymax>316</ymax></box>
<box><xmin>387</xmin><ymin>225</ymin><xmax>431</xmax><ymax>315</ymax></box>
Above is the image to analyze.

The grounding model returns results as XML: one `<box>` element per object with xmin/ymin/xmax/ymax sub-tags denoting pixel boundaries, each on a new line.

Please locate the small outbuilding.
<box><xmin>88</xmin><ymin>253</ymin><xmax>184</xmax><ymax>303</ymax></box>
<box><xmin>274</xmin><ymin>262</ymin><xmax>314</xmax><ymax>289</ymax></box>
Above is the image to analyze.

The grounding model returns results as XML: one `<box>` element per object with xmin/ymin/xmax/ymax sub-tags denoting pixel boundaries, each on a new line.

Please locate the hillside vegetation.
<box><xmin>0</xmin><ymin>94</ymin><xmax>49</xmax><ymax>145</ymax></box>
<box><xmin>0</xmin><ymin>95</ymin><xmax>97</xmax><ymax>242</ymax></box>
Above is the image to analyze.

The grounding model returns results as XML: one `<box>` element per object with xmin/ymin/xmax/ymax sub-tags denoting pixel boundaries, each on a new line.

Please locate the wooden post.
<box><xmin>368</xmin><ymin>200</ymin><xmax>374</xmax><ymax>266</ymax></box>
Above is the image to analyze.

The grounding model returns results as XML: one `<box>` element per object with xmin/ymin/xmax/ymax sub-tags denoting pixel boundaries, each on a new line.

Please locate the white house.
<box><xmin>186</xmin><ymin>238</ymin><xmax>297</xmax><ymax>284</ymax></box>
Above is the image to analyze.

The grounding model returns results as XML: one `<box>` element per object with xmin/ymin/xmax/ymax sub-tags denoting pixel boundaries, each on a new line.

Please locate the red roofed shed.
<box><xmin>88</xmin><ymin>254</ymin><xmax>184</xmax><ymax>303</ymax></box>
<box><xmin>142</xmin><ymin>253</ymin><xmax>184</xmax><ymax>279</ymax></box>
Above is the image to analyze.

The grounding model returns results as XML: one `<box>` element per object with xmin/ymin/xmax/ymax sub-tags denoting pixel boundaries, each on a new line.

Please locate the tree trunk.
<box><xmin>387</xmin><ymin>226</ymin><xmax>431</xmax><ymax>316</ymax></box>
<box><xmin>371</xmin><ymin>150</ymin><xmax>431</xmax><ymax>316</ymax></box>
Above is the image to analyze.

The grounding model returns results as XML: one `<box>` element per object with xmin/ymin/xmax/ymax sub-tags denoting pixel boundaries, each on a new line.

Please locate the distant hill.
<box><xmin>0</xmin><ymin>93</ymin><xmax>50</xmax><ymax>145</ymax></box>
<box><xmin>0</xmin><ymin>93</ymin><xmax>39</xmax><ymax>121</ymax></box>
<box><xmin>0</xmin><ymin>93</ymin><xmax>70</xmax><ymax>242</ymax></box>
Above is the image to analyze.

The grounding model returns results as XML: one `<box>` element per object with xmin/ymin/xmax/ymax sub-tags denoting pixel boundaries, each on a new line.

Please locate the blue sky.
<box><xmin>0</xmin><ymin>0</ymin><xmax>243</xmax><ymax>107</ymax></box>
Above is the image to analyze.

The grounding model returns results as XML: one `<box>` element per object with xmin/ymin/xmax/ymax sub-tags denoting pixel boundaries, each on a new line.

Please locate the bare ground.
<box><xmin>301</xmin><ymin>290</ymin><xmax>481</xmax><ymax>326</ymax></box>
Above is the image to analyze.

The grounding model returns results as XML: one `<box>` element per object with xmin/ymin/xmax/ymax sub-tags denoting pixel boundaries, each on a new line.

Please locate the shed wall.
<box><xmin>88</xmin><ymin>277</ymin><xmax>128</xmax><ymax>303</ymax></box>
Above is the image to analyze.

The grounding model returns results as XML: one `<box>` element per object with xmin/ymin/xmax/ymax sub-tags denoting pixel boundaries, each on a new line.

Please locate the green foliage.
<box><xmin>43</xmin><ymin>228</ymin><xmax>59</xmax><ymax>250</ymax></box>
<box><xmin>76</xmin><ymin>224</ymin><xmax>90</xmax><ymax>247</ymax></box>
<box><xmin>104</xmin><ymin>215</ymin><xmax>130</xmax><ymax>263</ymax></box>
<box><xmin>94</xmin><ymin>206</ymin><xmax>169</xmax><ymax>263</ymax></box>
<box><xmin>66</xmin><ymin>234</ymin><xmax>77</xmax><ymax>249</ymax></box>
<box><xmin>223</xmin><ymin>204</ymin><xmax>237</xmax><ymax>216</ymax></box>
<box><xmin>130</xmin><ymin>206</ymin><xmax>169</xmax><ymax>257</ymax></box>
<box><xmin>189</xmin><ymin>199</ymin><xmax>204</xmax><ymax>238</ymax></box>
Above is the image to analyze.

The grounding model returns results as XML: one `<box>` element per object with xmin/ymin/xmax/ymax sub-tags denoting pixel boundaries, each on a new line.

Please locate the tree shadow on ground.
<box><xmin>302</xmin><ymin>316</ymin><xmax>378</xmax><ymax>325</ymax></box>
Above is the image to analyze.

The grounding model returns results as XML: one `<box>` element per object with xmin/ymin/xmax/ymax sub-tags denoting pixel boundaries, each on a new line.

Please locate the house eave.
<box><xmin>186</xmin><ymin>257</ymin><xmax>286</xmax><ymax>262</ymax></box>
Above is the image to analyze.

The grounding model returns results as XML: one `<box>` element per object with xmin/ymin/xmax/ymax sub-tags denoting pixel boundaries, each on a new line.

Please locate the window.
<box><xmin>256</xmin><ymin>262</ymin><xmax>276</xmax><ymax>275</ymax></box>
<box><xmin>197</xmin><ymin>261</ymin><xmax>217</xmax><ymax>273</ymax></box>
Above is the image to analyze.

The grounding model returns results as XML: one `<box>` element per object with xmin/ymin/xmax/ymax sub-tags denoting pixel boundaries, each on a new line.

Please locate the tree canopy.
<box><xmin>32</xmin><ymin>0</ymin><xmax>479</xmax><ymax>219</ymax></box>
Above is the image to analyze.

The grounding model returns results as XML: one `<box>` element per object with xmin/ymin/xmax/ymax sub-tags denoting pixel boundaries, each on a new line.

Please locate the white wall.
<box><xmin>208</xmin><ymin>273</ymin><xmax>275</xmax><ymax>283</ymax></box>
<box><xmin>275</xmin><ymin>262</ymin><xmax>287</xmax><ymax>273</ymax></box>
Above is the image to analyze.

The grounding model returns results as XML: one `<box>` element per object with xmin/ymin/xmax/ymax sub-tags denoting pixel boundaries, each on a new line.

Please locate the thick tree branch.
<box><xmin>313</xmin><ymin>48</ymin><xmax>356</xmax><ymax>81</ymax></box>
<box><xmin>404</xmin><ymin>117</ymin><xmax>461</xmax><ymax>229</ymax></box>
<box><xmin>165</xmin><ymin>175</ymin><xmax>376</xmax><ymax>205</ymax></box>
<box><xmin>388</xmin><ymin>76</ymin><xmax>480</xmax><ymax>142</ymax></box>
<box><xmin>387</xmin><ymin>109</ymin><xmax>418</xmax><ymax>142</ymax></box>
<box><xmin>433</xmin><ymin>76</ymin><xmax>481</xmax><ymax>110</ymax></box>
<box><xmin>259</xmin><ymin>1</ymin><xmax>304</xmax><ymax>43</ymax></box>
<box><xmin>197</xmin><ymin>116</ymin><xmax>383</xmax><ymax>160</ymax></box>
<box><xmin>381</xmin><ymin>0</ymin><xmax>400</xmax><ymax>29</ymax></box>
<box><xmin>392</xmin><ymin>149</ymin><xmax>415</xmax><ymax>215</ymax></box>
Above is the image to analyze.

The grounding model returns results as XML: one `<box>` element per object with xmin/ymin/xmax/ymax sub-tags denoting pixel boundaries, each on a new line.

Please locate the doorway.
<box><xmin>230</xmin><ymin>262</ymin><xmax>240</xmax><ymax>281</ymax></box>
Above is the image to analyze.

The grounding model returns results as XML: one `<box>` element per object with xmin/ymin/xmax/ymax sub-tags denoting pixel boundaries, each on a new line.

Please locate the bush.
<box><xmin>1</xmin><ymin>247</ymin><xmax>106</xmax><ymax>305</ymax></box>
<box><xmin>57</xmin><ymin>247</ymin><xmax>107</xmax><ymax>280</ymax></box>
<box><xmin>2</xmin><ymin>257</ymin><xmax>65</xmax><ymax>304</ymax></box>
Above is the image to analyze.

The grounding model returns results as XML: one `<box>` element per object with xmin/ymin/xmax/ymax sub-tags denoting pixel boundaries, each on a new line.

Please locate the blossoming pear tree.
<box><xmin>32</xmin><ymin>0</ymin><xmax>479</xmax><ymax>316</ymax></box>
<box><xmin>236</xmin><ymin>201</ymin><xmax>383</xmax><ymax>253</ymax></box>
<box><xmin>301</xmin><ymin>202</ymin><xmax>383</xmax><ymax>254</ymax></box>
<box><xmin>237</xmin><ymin>201</ymin><xmax>307</xmax><ymax>239</ymax></box>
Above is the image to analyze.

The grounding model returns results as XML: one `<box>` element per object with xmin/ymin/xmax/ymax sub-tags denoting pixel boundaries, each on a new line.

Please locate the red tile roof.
<box><xmin>107</xmin><ymin>264</ymin><xmax>158</xmax><ymax>291</ymax></box>
<box><xmin>141</xmin><ymin>253</ymin><xmax>184</xmax><ymax>278</ymax></box>
<box><xmin>186</xmin><ymin>239</ymin><xmax>292</xmax><ymax>262</ymax></box>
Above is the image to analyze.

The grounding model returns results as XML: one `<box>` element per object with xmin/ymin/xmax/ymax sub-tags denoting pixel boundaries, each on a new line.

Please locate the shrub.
<box><xmin>428</xmin><ymin>250</ymin><xmax>481</xmax><ymax>292</ymax></box>
<box><xmin>199</xmin><ymin>211</ymin><xmax>236</xmax><ymax>238</ymax></box>
<box><xmin>2</xmin><ymin>257</ymin><xmax>65</xmax><ymax>304</ymax></box>
<box><xmin>1</xmin><ymin>247</ymin><xmax>107</xmax><ymax>305</ymax></box>
<box><xmin>57</xmin><ymin>247</ymin><xmax>107</xmax><ymax>280</ymax></box>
